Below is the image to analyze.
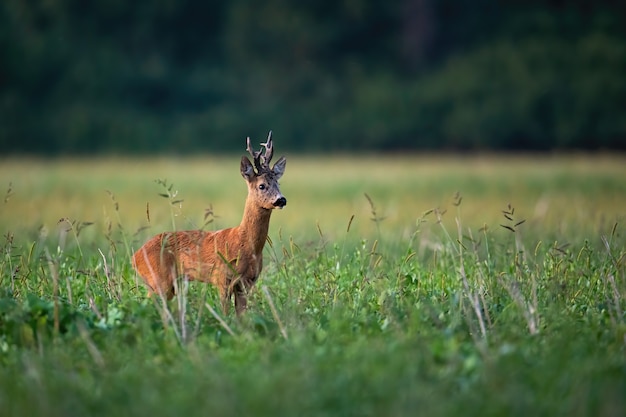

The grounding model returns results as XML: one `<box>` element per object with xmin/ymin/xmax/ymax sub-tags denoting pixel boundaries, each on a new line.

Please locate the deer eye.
<box><xmin>258</xmin><ymin>184</ymin><xmax>266</xmax><ymax>190</ymax></box>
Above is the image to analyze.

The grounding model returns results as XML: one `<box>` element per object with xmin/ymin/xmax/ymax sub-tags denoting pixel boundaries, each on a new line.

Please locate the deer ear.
<box><xmin>272</xmin><ymin>156</ymin><xmax>286</xmax><ymax>179</ymax></box>
<box><xmin>241</xmin><ymin>156</ymin><xmax>255</xmax><ymax>180</ymax></box>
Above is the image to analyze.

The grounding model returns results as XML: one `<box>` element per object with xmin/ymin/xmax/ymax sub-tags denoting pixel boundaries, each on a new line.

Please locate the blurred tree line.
<box><xmin>1</xmin><ymin>0</ymin><xmax>624</xmax><ymax>154</ymax></box>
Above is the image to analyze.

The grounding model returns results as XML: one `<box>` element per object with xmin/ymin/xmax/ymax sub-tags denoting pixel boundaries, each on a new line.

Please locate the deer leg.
<box><xmin>234</xmin><ymin>283</ymin><xmax>248</xmax><ymax>316</ymax></box>
<box><xmin>218</xmin><ymin>285</ymin><xmax>231</xmax><ymax>316</ymax></box>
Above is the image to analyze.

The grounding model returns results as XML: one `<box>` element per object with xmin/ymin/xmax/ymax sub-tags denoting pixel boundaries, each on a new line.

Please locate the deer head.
<box><xmin>241</xmin><ymin>131</ymin><xmax>287</xmax><ymax>210</ymax></box>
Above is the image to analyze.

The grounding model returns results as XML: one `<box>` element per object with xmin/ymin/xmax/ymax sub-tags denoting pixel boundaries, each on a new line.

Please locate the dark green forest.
<box><xmin>1</xmin><ymin>0</ymin><xmax>625</xmax><ymax>154</ymax></box>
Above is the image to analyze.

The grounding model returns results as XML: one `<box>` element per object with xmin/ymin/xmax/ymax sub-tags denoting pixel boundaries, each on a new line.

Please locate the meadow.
<box><xmin>0</xmin><ymin>153</ymin><xmax>625</xmax><ymax>416</ymax></box>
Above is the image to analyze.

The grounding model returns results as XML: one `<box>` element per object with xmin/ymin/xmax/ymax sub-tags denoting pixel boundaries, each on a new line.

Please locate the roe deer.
<box><xmin>132</xmin><ymin>132</ymin><xmax>287</xmax><ymax>315</ymax></box>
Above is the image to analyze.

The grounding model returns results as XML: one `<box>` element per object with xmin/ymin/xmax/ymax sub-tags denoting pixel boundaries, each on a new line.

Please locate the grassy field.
<box><xmin>0</xmin><ymin>153</ymin><xmax>625</xmax><ymax>416</ymax></box>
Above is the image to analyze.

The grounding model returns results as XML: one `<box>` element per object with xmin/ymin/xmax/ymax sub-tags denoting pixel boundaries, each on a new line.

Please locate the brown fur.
<box><xmin>132</xmin><ymin>136</ymin><xmax>286</xmax><ymax>315</ymax></box>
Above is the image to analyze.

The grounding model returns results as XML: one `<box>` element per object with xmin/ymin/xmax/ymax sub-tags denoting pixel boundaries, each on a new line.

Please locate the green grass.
<box><xmin>0</xmin><ymin>154</ymin><xmax>625</xmax><ymax>417</ymax></box>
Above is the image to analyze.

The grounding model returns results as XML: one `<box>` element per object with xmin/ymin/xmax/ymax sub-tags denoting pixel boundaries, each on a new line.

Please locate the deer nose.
<box><xmin>273</xmin><ymin>197</ymin><xmax>287</xmax><ymax>208</ymax></box>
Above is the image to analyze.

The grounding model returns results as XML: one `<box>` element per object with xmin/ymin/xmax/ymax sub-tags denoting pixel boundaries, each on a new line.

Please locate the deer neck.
<box><xmin>238</xmin><ymin>198</ymin><xmax>272</xmax><ymax>254</ymax></box>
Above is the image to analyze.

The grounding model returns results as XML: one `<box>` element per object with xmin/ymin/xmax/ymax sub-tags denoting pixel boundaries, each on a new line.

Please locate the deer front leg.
<box><xmin>218</xmin><ymin>285</ymin><xmax>231</xmax><ymax>316</ymax></box>
<box><xmin>234</xmin><ymin>282</ymin><xmax>249</xmax><ymax>316</ymax></box>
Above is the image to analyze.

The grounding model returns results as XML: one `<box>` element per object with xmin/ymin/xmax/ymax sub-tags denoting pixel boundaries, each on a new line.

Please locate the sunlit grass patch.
<box><xmin>1</xmin><ymin>153</ymin><xmax>624</xmax><ymax>243</ymax></box>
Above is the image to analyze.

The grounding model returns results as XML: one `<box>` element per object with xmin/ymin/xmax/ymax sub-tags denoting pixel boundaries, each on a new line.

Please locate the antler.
<box><xmin>261</xmin><ymin>131</ymin><xmax>274</xmax><ymax>165</ymax></box>
<box><xmin>246</xmin><ymin>131</ymin><xmax>274</xmax><ymax>173</ymax></box>
<box><xmin>246</xmin><ymin>136</ymin><xmax>262</xmax><ymax>172</ymax></box>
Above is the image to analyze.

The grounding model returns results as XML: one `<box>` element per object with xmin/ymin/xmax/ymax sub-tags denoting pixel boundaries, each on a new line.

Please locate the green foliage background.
<box><xmin>1</xmin><ymin>0</ymin><xmax>625</xmax><ymax>154</ymax></box>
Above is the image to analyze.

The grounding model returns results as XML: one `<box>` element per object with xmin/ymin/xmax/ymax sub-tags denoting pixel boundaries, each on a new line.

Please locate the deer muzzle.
<box><xmin>273</xmin><ymin>196</ymin><xmax>287</xmax><ymax>208</ymax></box>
